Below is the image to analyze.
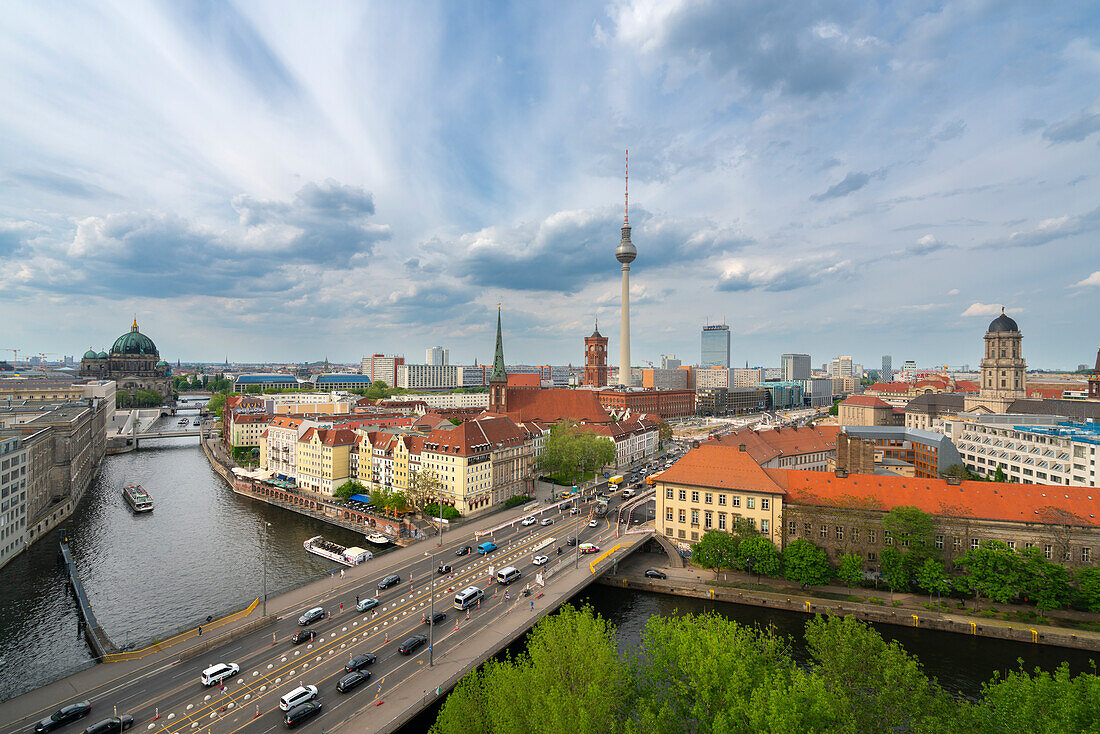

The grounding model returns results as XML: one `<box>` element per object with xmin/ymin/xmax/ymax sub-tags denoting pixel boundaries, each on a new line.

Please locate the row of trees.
<box><xmin>534</xmin><ymin>421</ymin><xmax>617</xmax><ymax>486</ymax></box>
<box><xmin>172</xmin><ymin>375</ymin><xmax>232</xmax><ymax>392</ymax></box>
<box><xmin>115</xmin><ymin>389</ymin><xmax>164</xmax><ymax>408</ymax></box>
<box><xmin>431</xmin><ymin>605</ymin><xmax>1100</xmax><ymax>734</ymax></box>
<box><xmin>692</xmin><ymin>505</ymin><xmax>1100</xmax><ymax>613</ymax></box>
<box><xmin>333</xmin><ymin>480</ymin><xmax>411</xmax><ymax>516</ymax></box>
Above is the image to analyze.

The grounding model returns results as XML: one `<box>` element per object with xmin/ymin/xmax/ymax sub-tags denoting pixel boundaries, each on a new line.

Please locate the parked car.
<box><xmin>423</xmin><ymin>611</ymin><xmax>447</xmax><ymax>626</ymax></box>
<box><xmin>377</xmin><ymin>574</ymin><xmax>401</xmax><ymax>590</ymax></box>
<box><xmin>455</xmin><ymin>545</ymin><xmax>472</xmax><ymax>556</ymax></box>
<box><xmin>81</xmin><ymin>716</ymin><xmax>134</xmax><ymax>734</ymax></box>
<box><xmin>355</xmin><ymin>597</ymin><xmax>379</xmax><ymax>612</ymax></box>
<box><xmin>283</xmin><ymin>701</ymin><xmax>322</xmax><ymax>728</ymax></box>
<box><xmin>532</xmin><ymin>555</ymin><xmax>549</xmax><ymax>566</ymax></box>
<box><xmin>290</xmin><ymin>630</ymin><xmax>315</xmax><ymax>645</ymax></box>
<box><xmin>297</xmin><ymin>607</ymin><xmax>325</xmax><ymax>626</ymax></box>
<box><xmin>398</xmin><ymin>634</ymin><xmax>428</xmax><ymax>654</ymax></box>
<box><xmin>36</xmin><ymin>702</ymin><xmax>92</xmax><ymax>733</ymax></box>
<box><xmin>437</xmin><ymin>564</ymin><xmax>452</xmax><ymax>574</ymax></box>
<box><xmin>539</xmin><ymin>518</ymin><xmax>553</xmax><ymax>526</ymax></box>
<box><xmin>344</xmin><ymin>653</ymin><xmax>377</xmax><ymax>672</ymax></box>
<box><xmin>644</xmin><ymin>569</ymin><xmax>668</xmax><ymax>580</ymax></box>
<box><xmin>336</xmin><ymin>670</ymin><xmax>371</xmax><ymax>693</ymax></box>
<box><xmin>521</xmin><ymin>516</ymin><xmax>537</xmax><ymax>526</ymax></box>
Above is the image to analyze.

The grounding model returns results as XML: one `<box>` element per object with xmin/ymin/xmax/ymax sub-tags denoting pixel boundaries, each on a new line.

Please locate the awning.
<box><xmin>349</xmin><ymin>493</ymin><xmax>372</xmax><ymax>503</ymax></box>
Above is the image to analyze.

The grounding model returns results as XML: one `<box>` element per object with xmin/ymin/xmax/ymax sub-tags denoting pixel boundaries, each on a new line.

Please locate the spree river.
<box><xmin>1</xmin><ymin>419</ymin><xmax>1097</xmax><ymax>709</ymax></box>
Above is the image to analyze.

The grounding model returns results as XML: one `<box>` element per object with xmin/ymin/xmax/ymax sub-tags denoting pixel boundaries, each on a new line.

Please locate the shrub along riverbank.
<box><xmin>430</xmin><ymin>605</ymin><xmax>1100</xmax><ymax>734</ymax></box>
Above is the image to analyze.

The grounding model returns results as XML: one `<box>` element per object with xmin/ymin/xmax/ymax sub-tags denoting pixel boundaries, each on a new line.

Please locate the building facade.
<box><xmin>425</xmin><ymin>346</ymin><xmax>450</xmax><ymax>365</ymax></box>
<box><xmin>701</xmin><ymin>324</ymin><xmax>731</xmax><ymax>369</ymax></box>
<box><xmin>881</xmin><ymin>355</ymin><xmax>892</xmax><ymax>383</ymax></box>
<box><xmin>80</xmin><ymin>319</ymin><xmax>172</xmax><ymax>399</ymax></box>
<box><xmin>360</xmin><ymin>354</ymin><xmax>405</xmax><ymax>387</ymax></box>
<box><xmin>696</xmin><ymin>367</ymin><xmax>731</xmax><ymax>389</ymax></box>
<box><xmin>781</xmin><ymin>354</ymin><xmax>811</xmax><ymax>382</ymax></box>
<box><xmin>596</xmin><ymin>389</ymin><xmax>695</xmax><ymax>421</ymax></box>
<box><xmin>641</xmin><ymin>368</ymin><xmax>689</xmax><ymax>390</ymax></box>
<box><xmin>0</xmin><ymin>432</ymin><xmax>28</xmax><ymax>571</ymax></box>
<box><xmin>583</xmin><ymin>324</ymin><xmax>609</xmax><ymax>387</ymax></box>
<box><xmin>396</xmin><ymin>364</ymin><xmax>459</xmax><ymax>391</ymax></box>
<box><xmin>946</xmin><ymin>414</ymin><xmax>1098</xmax><ymax>487</ymax></box>
<box><xmin>839</xmin><ymin>395</ymin><xmax>904</xmax><ymax>426</ymax></box>
<box><xmin>965</xmin><ymin>310</ymin><xmax>1027</xmax><ymax>414</ymax></box>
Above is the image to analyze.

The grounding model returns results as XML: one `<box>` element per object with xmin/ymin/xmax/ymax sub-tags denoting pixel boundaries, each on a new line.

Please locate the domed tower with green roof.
<box><xmin>80</xmin><ymin>317</ymin><xmax>172</xmax><ymax>404</ymax></box>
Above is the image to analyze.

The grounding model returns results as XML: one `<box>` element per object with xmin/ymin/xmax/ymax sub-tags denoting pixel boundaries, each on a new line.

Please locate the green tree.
<box><xmin>882</xmin><ymin>505</ymin><xmax>937</xmax><ymax>561</ymax></box>
<box><xmin>993</xmin><ymin>465</ymin><xmax>1006</xmax><ymax>482</ymax></box>
<box><xmin>915</xmin><ymin>557</ymin><xmax>950</xmax><ymax>602</ymax></box>
<box><xmin>430</xmin><ymin>605</ymin><xmax>625</xmax><ymax>734</ymax></box>
<box><xmin>782</xmin><ymin>539</ymin><xmax>832</xmax><ymax>589</ymax></box>
<box><xmin>333</xmin><ymin>480</ymin><xmax>366</xmax><ymax>501</ymax></box>
<box><xmin>1018</xmin><ymin>546</ymin><xmax>1072</xmax><ymax>612</ymax></box>
<box><xmin>880</xmin><ymin>547</ymin><xmax>912</xmax><ymax>592</ymax></box>
<box><xmin>1075</xmin><ymin>566</ymin><xmax>1100</xmax><ymax>612</ymax></box>
<box><xmin>535</xmin><ymin>421</ymin><xmax>615</xmax><ymax>486</ymax></box>
<box><xmin>423</xmin><ymin>503</ymin><xmax>461</xmax><ymax>520</ymax></box>
<box><xmin>692</xmin><ymin>530</ymin><xmax>739</xmax><ymax>580</ymax></box>
<box><xmin>828</xmin><ymin>398</ymin><xmax>841</xmax><ymax>416</ymax></box>
<box><xmin>207</xmin><ymin>392</ymin><xmax>227</xmax><ymax>418</ymax></box>
<box><xmin>969</xmin><ymin>662</ymin><xmax>1100</xmax><ymax>734</ymax></box>
<box><xmin>407</xmin><ymin>469</ymin><xmax>445</xmax><ymax>513</ymax></box>
<box><xmin>736</xmin><ymin>536</ymin><xmax>782</xmax><ymax>580</ymax></box>
<box><xmin>836</xmin><ymin>553</ymin><xmax>864</xmax><ymax>587</ymax></box>
<box><xmin>957</xmin><ymin>540</ymin><xmax>1025</xmax><ymax>604</ymax></box>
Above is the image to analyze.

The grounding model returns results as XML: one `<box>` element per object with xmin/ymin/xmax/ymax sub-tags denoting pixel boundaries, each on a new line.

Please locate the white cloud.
<box><xmin>948</xmin><ymin>288</ymin><xmax>960</xmax><ymax>295</ymax></box>
<box><xmin>961</xmin><ymin>303</ymin><xmax>1024</xmax><ymax>317</ymax></box>
<box><xmin>1072</xmin><ymin>271</ymin><xmax>1100</xmax><ymax>287</ymax></box>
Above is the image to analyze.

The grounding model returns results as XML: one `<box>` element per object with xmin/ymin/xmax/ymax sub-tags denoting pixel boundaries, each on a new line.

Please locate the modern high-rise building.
<box><xmin>901</xmin><ymin>360</ymin><xmax>918</xmax><ymax>381</ymax></box>
<box><xmin>701</xmin><ymin>324</ymin><xmax>731</xmax><ymax>369</ymax></box>
<box><xmin>829</xmin><ymin>355</ymin><xmax>853</xmax><ymax>378</ymax></box>
<box><xmin>425</xmin><ymin>346</ymin><xmax>450</xmax><ymax>365</ymax></box>
<box><xmin>781</xmin><ymin>354</ymin><xmax>811</xmax><ymax>381</ymax></box>
<box><xmin>616</xmin><ymin>151</ymin><xmax>637</xmax><ymax>387</ymax></box>
<box><xmin>360</xmin><ymin>354</ymin><xmax>405</xmax><ymax>387</ymax></box>
<box><xmin>881</xmin><ymin>355</ymin><xmax>892</xmax><ymax>383</ymax></box>
<box><xmin>661</xmin><ymin>354</ymin><xmax>681</xmax><ymax>370</ymax></box>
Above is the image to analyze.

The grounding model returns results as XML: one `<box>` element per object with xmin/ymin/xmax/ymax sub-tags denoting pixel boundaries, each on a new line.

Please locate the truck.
<box><xmin>609</xmin><ymin>475</ymin><xmax>625</xmax><ymax>486</ymax></box>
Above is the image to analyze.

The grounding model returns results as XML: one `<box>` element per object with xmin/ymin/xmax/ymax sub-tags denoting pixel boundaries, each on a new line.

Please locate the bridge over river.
<box><xmin>0</xmin><ymin>491</ymin><xmax>669</xmax><ymax>733</ymax></box>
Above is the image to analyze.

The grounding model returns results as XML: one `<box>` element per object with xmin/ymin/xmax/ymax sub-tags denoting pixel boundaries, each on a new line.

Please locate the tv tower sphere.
<box><xmin>616</xmin><ymin>225</ymin><xmax>637</xmax><ymax>263</ymax></box>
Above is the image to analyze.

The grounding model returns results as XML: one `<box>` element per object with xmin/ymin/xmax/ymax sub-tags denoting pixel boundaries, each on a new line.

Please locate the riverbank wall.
<box><xmin>598</xmin><ymin>572</ymin><xmax>1100</xmax><ymax>653</ymax></box>
<box><xmin>58</xmin><ymin>533</ymin><xmax>117</xmax><ymax>659</ymax></box>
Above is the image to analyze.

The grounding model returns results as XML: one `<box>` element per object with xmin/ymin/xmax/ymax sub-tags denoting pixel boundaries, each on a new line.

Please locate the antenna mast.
<box><xmin>624</xmin><ymin>149</ymin><xmax>629</xmax><ymax>224</ymax></box>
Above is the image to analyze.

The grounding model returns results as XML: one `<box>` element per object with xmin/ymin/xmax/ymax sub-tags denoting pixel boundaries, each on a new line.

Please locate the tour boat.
<box><xmin>122</xmin><ymin>484</ymin><xmax>154</xmax><ymax>513</ymax></box>
<box><xmin>365</xmin><ymin>533</ymin><xmax>390</xmax><ymax>545</ymax></box>
<box><xmin>303</xmin><ymin>535</ymin><xmax>372</xmax><ymax>566</ymax></box>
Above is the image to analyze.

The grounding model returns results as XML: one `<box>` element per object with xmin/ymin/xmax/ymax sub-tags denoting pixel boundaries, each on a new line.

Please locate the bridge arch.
<box><xmin>645</xmin><ymin>531</ymin><xmax>686</xmax><ymax>568</ymax></box>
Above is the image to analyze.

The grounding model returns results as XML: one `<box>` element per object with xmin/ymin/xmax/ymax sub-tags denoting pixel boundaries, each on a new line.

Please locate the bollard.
<box><xmin>152</xmin><ymin>709</ymin><xmax>160</xmax><ymax>722</ymax></box>
<box><xmin>254</xmin><ymin>705</ymin><xmax>260</xmax><ymax>719</ymax></box>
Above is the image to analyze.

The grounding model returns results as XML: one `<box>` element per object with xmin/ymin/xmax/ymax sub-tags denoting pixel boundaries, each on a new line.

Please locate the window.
<box><xmin>820</xmin><ymin>524</ymin><xmax>828</xmax><ymax>538</ymax></box>
<box><xmin>868</xmin><ymin>530</ymin><xmax>877</xmax><ymax>545</ymax></box>
<box><xmin>718</xmin><ymin>514</ymin><xmax>727</xmax><ymax>531</ymax></box>
<box><xmin>666</xmin><ymin>487</ymin><xmax>673</xmax><ymax>499</ymax></box>
<box><xmin>953</xmin><ymin>537</ymin><xmax>961</xmax><ymax>551</ymax></box>
<box><xmin>690</xmin><ymin>509</ymin><xmax>699</xmax><ymax>526</ymax></box>
<box><xmin>804</xmin><ymin>522</ymin><xmax>813</xmax><ymax>536</ymax></box>
<box><xmin>935</xmin><ymin>535</ymin><xmax>944</xmax><ymax>550</ymax></box>
<box><xmin>704</xmin><ymin>492</ymin><xmax>712</xmax><ymax>504</ymax></box>
<box><xmin>788</xmin><ymin>521</ymin><xmax>797</xmax><ymax>536</ymax></box>
<box><xmin>835</xmin><ymin>526</ymin><xmax>844</xmax><ymax>540</ymax></box>
<box><xmin>851</xmin><ymin>528</ymin><xmax>861</xmax><ymax>544</ymax></box>
<box><xmin>1006</xmin><ymin>540</ymin><xmax>1015</xmax><ymax>550</ymax></box>
<box><xmin>678</xmin><ymin>529</ymin><xmax>685</xmax><ymax>539</ymax></box>
<box><xmin>884</xmin><ymin>531</ymin><xmax>893</xmax><ymax>546</ymax></box>
<box><xmin>691</xmin><ymin>531</ymin><xmax>699</xmax><ymax>541</ymax></box>
<box><xmin>1024</xmin><ymin>542</ymin><xmax>1033</xmax><ymax>549</ymax></box>
<box><xmin>678</xmin><ymin>489</ymin><xmax>686</xmax><ymax>501</ymax></box>
<box><xmin>718</xmin><ymin>494</ymin><xmax>726</xmax><ymax>506</ymax></box>
<box><xmin>746</xmin><ymin>518</ymin><xmax>756</xmax><ymax>529</ymax></box>
<box><xmin>760</xmin><ymin>519</ymin><xmax>769</xmax><ymax>534</ymax></box>
<box><xmin>691</xmin><ymin>491</ymin><xmax>699</xmax><ymax>503</ymax></box>
<box><xmin>971</xmin><ymin>538</ymin><xmax>980</xmax><ymax>550</ymax></box>
<box><xmin>665</xmin><ymin>508</ymin><xmax>673</xmax><ymax>521</ymax></box>
<box><xmin>704</xmin><ymin>511</ymin><xmax>713</xmax><ymax>529</ymax></box>
<box><xmin>678</xmin><ymin>509</ymin><xmax>686</xmax><ymax>524</ymax></box>
<box><xmin>901</xmin><ymin>533</ymin><xmax>910</xmax><ymax>548</ymax></box>
<box><xmin>761</xmin><ymin>498</ymin><xmax>770</xmax><ymax>511</ymax></box>
<box><xmin>744</xmin><ymin>497</ymin><xmax>755</xmax><ymax>510</ymax></box>
<box><xmin>1083</xmin><ymin>548</ymin><xmax>1092</xmax><ymax>563</ymax></box>
<box><xmin>731</xmin><ymin>496</ymin><xmax>741</xmax><ymax>508</ymax></box>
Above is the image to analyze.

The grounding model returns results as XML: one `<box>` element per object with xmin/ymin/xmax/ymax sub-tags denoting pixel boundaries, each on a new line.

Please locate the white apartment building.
<box><xmin>457</xmin><ymin>366</ymin><xmax>488</xmax><ymax>388</ymax></box>
<box><xmin>696</xmin><ymin>367</ymin><xmax>731</xmax><ymax>389</ymax></box>
<box><xmin>396</xmin><ymin>364</ymin><xmax>458</xmax><ymax>390</ymax></box>
<box><xmin>385</xmin><ymin>393</ymin><xmax>489</xmax><ymax>409</ymax></box>
<box><xmin>425</xmin><ymin>346</ymin><xmax>450</xmax><ymax>365</ymax></box>
<box><xmin>262</xmin><ymin>416</ymin><xmax>310</xmax><ymax>479</ymax></box>
<box><xmin>731</xmin><ymin>368</ymin><xmax>764</xmax><ymax>388</ymax></box>
<box><xmin>946</xmin><ymin>414</ymin><xmax>1100</xmax><ymax>487</ymax></box>
<box><xmin>360</xmin><ymin>355</ymin><xmax>404</xmax><ymax>387</ymax></box>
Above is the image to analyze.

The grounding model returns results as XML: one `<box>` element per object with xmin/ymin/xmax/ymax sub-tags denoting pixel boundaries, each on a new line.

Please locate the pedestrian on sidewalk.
<box><xmin>340</xmin><ymin>568</ymin><xmax>345</xmax><ymax>579</ymax></box>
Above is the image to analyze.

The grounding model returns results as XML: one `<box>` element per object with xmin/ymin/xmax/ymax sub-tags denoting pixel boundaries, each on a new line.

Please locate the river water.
<box><xmin>1</xmin><ymin>415</ymin><xmax>1096</xmax><ymax>710</ymax></box>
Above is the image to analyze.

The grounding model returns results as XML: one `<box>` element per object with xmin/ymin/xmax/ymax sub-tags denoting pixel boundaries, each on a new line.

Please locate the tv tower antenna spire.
<box><xmin>624</xmin><ymin>149</ymin><xmax>629</xmax><ymax>224</ymax></box>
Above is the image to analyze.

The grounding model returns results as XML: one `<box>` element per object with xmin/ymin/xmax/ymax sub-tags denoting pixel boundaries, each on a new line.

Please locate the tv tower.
<box><xmin>616</xmin><ymin>150</ymin><xmax>637</xmax><ymax>387</ymax></box>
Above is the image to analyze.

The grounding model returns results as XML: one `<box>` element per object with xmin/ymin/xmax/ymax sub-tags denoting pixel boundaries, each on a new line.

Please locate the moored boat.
<box><xmin>366</xmin><ymin>533</ymin><xmax>390</xmax><ymax>545</ymax></box>
<box><xmin>122</xmin><ymin>484</ymin><xmax>153</xmax><ymax>513</ymax></box>
<box><xmin>303</xmin><ymin>535</ymin><xmax>372</xmax><ymax>566</ymax></box>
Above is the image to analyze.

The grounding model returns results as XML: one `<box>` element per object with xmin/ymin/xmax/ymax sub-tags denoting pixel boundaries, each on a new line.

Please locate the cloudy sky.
<box><xmin>2</xmin><ymin>1</ymin><xmax>1098</xmax><ymax>370</ymax></box>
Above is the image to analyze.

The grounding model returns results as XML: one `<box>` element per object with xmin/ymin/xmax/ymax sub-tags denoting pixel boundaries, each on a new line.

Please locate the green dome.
<box><xmin>96</xmin><ymin>351</ymin><xmax>108</xmax><ymax>359</ymax></box>
<box><xmin>83</xmin><ymin>349</ymin><xmax>99</xmax><ymax>360</ymax></box>
<box><xmin>111</xmin><ymin>320</ymin><xmax>159</xmax><ymax>356</ymax></box>
<box><xmin>156</xmin><ymin>360</ymin><xmax>168</xmax><ymax>367</ymax></box>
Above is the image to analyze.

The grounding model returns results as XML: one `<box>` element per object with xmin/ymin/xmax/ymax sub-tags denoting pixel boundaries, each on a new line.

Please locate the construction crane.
<box><xmin>0</xmin><ymin>348</ymin><xmax>18</xmax><ymax>368</ymax></box>
<box><xmin>36</xmin><ymin>352</ymin><xmax>59</xmax><ymax>367</ymax></box>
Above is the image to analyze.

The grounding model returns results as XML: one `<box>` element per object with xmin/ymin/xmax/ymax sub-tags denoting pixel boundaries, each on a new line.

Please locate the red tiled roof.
<box><xmin>268</xmin><ymin>416</ymin><xmax>304</xmax><ymax>429</ymax></box>
<box><xmin>955</xmin><ymin>380</ymin><xmax>980</xmax><ymax>393</ymax></box>
<box><xmin>498</xmin><ymin>388</ymin><xmax>612</xmax><ymax>424</ymax></box>
<box><xmin>869</xmin><ymin>382</ymin><xmax>910</xmax><ymax>393</ymax></box>
<box><xmin>507</xmin><ymin>373</ymin><xmax>541</xmax><ymax>388</ymax></box>
<box><xmin>842</xmin><ymin>395</ymin><xmax>892</xmax><ymax>408</ymax></box>
<box><xmin>776</xmin><ymin>470</ymin><xmax>1100</xmax><ymax>528</ymax></box>
<box><xmin>711</xmin><ymin>426</ymin><xmax>839</xmax><ymax>465</ymax></box>
<box><xmin>656</xmin><ymin>443</ymin><xmax>786</xmax><ymax>494</ymax></box>
<box><xmin>232</xmin><ymin>413</ymin><xmax>274</xmax><ymax>424</ymax></box>
<box><xmin>1027</xmin><ymin>387</ymin><xmax>1064</xmax><ymax>400</ymax></box>
<box><xmin>299</xmin><ymin>427</ymin><xmax>357</xmax><ymax>446</ymax></box>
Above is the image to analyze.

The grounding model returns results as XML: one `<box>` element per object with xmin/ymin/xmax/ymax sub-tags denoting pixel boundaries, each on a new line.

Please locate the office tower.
<box><xmin>660</xmin><ymin>354</ymin><xmax>681</xmax><ymax>370</ymax></box>
<box><xmin>425</xmin><ymin>346</ymin><xmax>450</xmax><ymax>365</ymax></box>
<box><xmin>781</xmin><ymin>353</ymin><xmax>811</xmax><ymax>381</ymax></box>
<box><xmin>701</xmin><ymin>324</ymin><xmax>731</xmax><ymax>369</ymax></box>
<box><xmin>881</xmin><ymin>355</ymin><xmax>892</xmax><ymax>382</ymax></box>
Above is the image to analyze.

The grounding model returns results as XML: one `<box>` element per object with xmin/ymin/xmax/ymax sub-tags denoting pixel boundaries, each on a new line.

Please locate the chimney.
<box><xmin>835</xmin><ymin>468</ymin><xmax>849</xmax><ymax>478</ymax></box>
<box><xmin>944</xmin><ymin>475</ymin><xmax>962</xmax><ymax>485</ymax></box>
<box><xmin>738</xmin><ymin>443</ymin><xmax>747</xmax><ymax>452</ymax></box>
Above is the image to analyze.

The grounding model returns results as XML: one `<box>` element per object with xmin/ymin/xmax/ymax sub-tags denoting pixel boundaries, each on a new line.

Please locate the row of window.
<box><xmin>669</xmin><ymin>508</ymin><xmax>770</xmax><ymax>534</ymax></box>
<box><xmin>666</xmin><ymin>487</ymin><xmax>771</xmax><ymax>510</ymax></box>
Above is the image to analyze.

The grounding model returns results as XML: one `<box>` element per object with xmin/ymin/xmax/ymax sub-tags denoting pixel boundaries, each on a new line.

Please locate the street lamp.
<box><xmin>429</xmin><ymin>479</ymin><xmax>443</xmax><ymax>668</ymax></box>
<box><xmin>261</xmin><ymin>521</ymin><xmax>271</xmax><ymax>616</ymax></box>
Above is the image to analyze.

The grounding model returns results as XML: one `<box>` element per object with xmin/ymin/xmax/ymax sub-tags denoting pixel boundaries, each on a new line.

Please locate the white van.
<box><xmin>496</xmin><ymin>566</ymin><xmax>522</xmax><ymax>585</ymax></box>
<box><xmin>200</xmin><ymin>662</ymin><xmax>239</xmax><ymax>686</ymax></box>
<box><xmin>453</xmin><ymin>586</ymin><xmax>483</xmax><ymax>610</ymax></box>
<box><xmin>279</xmin><ymin>684</ymin><xmax>319</xmax><ymax>711</ymax></box>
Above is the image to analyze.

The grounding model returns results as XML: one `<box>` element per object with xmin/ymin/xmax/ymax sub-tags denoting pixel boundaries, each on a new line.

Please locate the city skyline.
<box><xmin>1</xmin><ymin>3</ymin><xmax>1098</xmax><ymax>367</ymax></box>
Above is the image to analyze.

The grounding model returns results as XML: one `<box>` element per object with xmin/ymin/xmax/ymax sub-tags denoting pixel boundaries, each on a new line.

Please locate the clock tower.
<box><xmin>583</xmin><ymin>320</ymin><xmax>609</xmax><ymax>387</ymax></box>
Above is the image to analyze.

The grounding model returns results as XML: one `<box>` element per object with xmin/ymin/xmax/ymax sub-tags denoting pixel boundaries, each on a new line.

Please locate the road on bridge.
<box><xmin>0</xmin><ymin>491</ymin><xmax>651</xmax><ymax>734</ymax></box>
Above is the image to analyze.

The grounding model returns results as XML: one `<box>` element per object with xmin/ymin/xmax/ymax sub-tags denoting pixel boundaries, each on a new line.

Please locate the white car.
<box><xmin>540</xmin><ymin>518</ymin><xmax>553</xmax><ymax>526</ymax></box>
<box><xmin>279</xmin><ymin>684</ymin><xmax>319</xmax><ymax>711</ymax></box>
<box><xmin>521</xmin><ymin>516</ymin><xmax>537</xmax><ymax>526</ymax></box>
<box><xmin>532</xmin><ymin>555</ymin><xmax>549</xmax><ymax>566</ymax></box>
<box><xmin>589</xmin><ymin>519</ymin><xmax>599</xmax><ymax>528</ymax></box>
<box><xmin>200</xmin><ymin>662</ymin><xmax>239</xmax><ymax>687</ymax></box>
<box><xmin>570</xmin><ymin>507</ymin><xmax>579</xmax><ymax>515</ymax></box>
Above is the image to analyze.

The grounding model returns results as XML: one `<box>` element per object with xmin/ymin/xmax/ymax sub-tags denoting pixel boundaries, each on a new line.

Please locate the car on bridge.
<box><xmin>279</xmin><ymin>684</ymin><xmax>319</xmax><ymax>711</ymax></box>
<box><xmin>200</xmin><ymin>662</ymin><xmax>239</xmax><ymax>686</ymax></box>
<box><xmin>344</xmin><ymin>653</ymin><xmax>377</xmax><ymax>672</ymax></box>
<box><xmin>81</xmin><ymin>715</ymin><xmax>134</xmax><ymax>734</ymax></box>
<box><xmin>477</xmin><ymin>542</ymin><xmax>498</xmax><ymax>555</ymax></box>
<box><xmin>290</xmin><ymin>630</ymin><xmax>315</xmax><ymax>644</ymax></box>
<box><xmin>579</xmin><ymin>543</ymin><xmax>600</xmax><ymax>554</ymax></box>
<box><xmin>532</xmin><ymin>555</ymin><xmax>549</xmax><ymax>566</ymax></box>
<box><xmin>589</xmin><ymin>519</ymin><xmax>600</xmax><ymax>527</ymax></box>
<box><xmin>297</xmin><ymin>607</ymin><xmax>325</xmax><ymax>626</ymax></box>
<box><xmin>566</xmin><ymin>536</ymin><xmax>578</xmax><ymax>546</ymax></box>
<box><xmin>437</xmin><ymin>564</ymin><xmax>452</xmax><ymax>574</ymax></box>
<box><xmin>540</xmin><ymin>518</ymin><xmax>553</xmax><ymax>526</ymax></box>
<box><xmin>423</xmin><ymin>611</ymin><xmax>448</xmax><ymax>626</ymax></box>
<box><xmin>455</xmin><ymin>545</ymin><xmax>472</xmax><ymax>556</ymax></box>
<box><xmin>355</xmin><ymin>597</ymin><xmax>380</xmax><ymax>612</ymax></box>
<box><xmin>398</xmin><ymin>634</ymin><xmax>428</xmax><ymax>654</ymax></box>
<box><xmin>377</xmin><ymin>574</ymin><xmax>402</xmax><ymax>589</ymax></box>
<box><xmin>521</xmin><ymin>516</ymin><xmax>537</xmax><ymax>526</ymax></box>
<box><xmin>336</xmin><ymin>670</ymin><xmax>371</xmax><ymax>693</ymax></box>
<box><xmin>283</xmin><ymin>700</ymin><xmax>322</xmax><ymax>728</ymax></box>
<box><xmin>35</xmin><ymin>702</ymin><xmax>92</xmax><ymax>732</ymax></box>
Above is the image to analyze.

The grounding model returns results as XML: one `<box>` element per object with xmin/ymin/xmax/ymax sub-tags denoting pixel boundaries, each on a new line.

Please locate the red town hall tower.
<box><xmin>583</xmin><ymin>320</ymin><xmax>609</xmax><ymax>387</ymax></box>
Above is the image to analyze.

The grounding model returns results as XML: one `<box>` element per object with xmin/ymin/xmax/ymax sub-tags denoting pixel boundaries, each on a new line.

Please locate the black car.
<box><xmin>398</xmin><ymin>634</ymin><xmax>428</xmax><ymax>654</ymax></box>
<box><xmin>290</xmin><ymin>630</ymin><xmax>315</xmax><ymax>645</ymax></box>
<box><xmin>36</xmin><ymin>702</ymin><xmax>92</xmax><ymax>732</ymax></box>
<box><xmin>377</xmin><ymin>574</ymin><xmax>401</xmax><ymax>590</ymax></box>
<box><xmin>344</xmin><ymin>653</ymin><xmax>377</xmax><ymax>672</ymax></box>
<box><xmin>437</xmin><ymin>564</ymin><xmax>452</xmax><ymax>574</ymax></box>
<box><xmin>423</xmin><ymin>611</ymin><xmax>447</xmax><ymax>626</ymax></box>
<box><xmin>566</xmin><ymin>537</ymin><xmax>578</xmax><ymax>546</ymax></box>
<box><xmin>645</xmin><ymin>569</ymin><xmax>668</xmax><ymax>580</ymax></box>
<box><xmin>455</xmin><ymin>545</ymin><xmax>472</xmax><ymax>556</ymax></box>
<box><xmin>283</xmin><ymin>700</ymin><xmax>322</xmax><ymax>728</ymax></box>
<box><xmin>336</xmin><ymin>670</ymin><xmax>371</xmax><ymax>693</ymax></box>
<box><xmin>82</xmin><ymin>716</ymin><xmax>134</xmax><ymax>734</ymax></box>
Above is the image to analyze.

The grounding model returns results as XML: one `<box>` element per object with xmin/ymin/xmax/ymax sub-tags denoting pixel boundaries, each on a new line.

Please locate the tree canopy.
<box><xmin>535</xmin><ymin>421</ymin><xmax>617</xmax><ymax>485</ymax></box>
<box><xmin>782</xmin><ymin>539</ymin><xmax>832</xmax><ymax>588</ymax></box>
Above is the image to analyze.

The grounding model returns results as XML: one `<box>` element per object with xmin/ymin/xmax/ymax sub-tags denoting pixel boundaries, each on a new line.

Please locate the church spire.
<box><xmin>131</xmin><ymin>315</ymin><xmax>139</xmax><ymax>332</ymax></box>
<box><xmin>490</xmin><ymin>305</ymin><xmax>506</xmax><ymax>383</ymax></box>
